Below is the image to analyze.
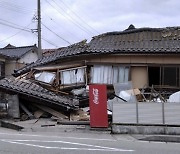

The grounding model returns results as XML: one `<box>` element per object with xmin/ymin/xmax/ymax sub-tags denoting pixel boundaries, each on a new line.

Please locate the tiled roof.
<box><xmin>13</xmin><ymin>26</ymin><xmax>180</xmax><ymax>77</ymax></box>
<box><xmin>13</xmin><ymin>40</ymin><xmax>88</xmax><ymax>77</ymax></box>
<box><xmin>88</xmin><ymin>26</ymin><xmax>180</xmax><ymax>53</ymax></box>
<box><xmin>0</xmin><ymin>44</ymin><xmax>37</xmax><ymax>59</ymax></box>
<box><xmin>0</xmin><ymin>78</ymin><xmax>79</xmax><ymax>110</ymax></box>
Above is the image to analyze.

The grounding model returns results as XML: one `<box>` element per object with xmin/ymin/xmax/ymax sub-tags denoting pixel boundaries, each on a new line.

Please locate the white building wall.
<box><xmin>5</xmin><ymin>51</ymin><xmax>38</xmax><ymax>77</ymax></box>
<box><xmin>18</xmin><ymin>51</ymin><xmax>38</xmax><ymax>64</ymax></box>
<box><xmin>5</xmin><ymin>60</ymin><xmax>16</xmax><ymax>77</ymax></box>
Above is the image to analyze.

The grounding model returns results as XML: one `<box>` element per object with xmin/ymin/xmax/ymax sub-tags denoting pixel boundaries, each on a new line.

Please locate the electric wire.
<box><xmin>45</xmin><ymin>0</ymin><xmax>94</xmax><ymax>36</ymax></box>
<box><xmin>33</xmin><ymin>33</ymin><xmax>58</xmax><ymax>48</ymax></box>
<box><xmin>50</xmin><ymin>0</ymin><xmax>95</xmax><ymax>35</ymax></box>
<box><xmin>41</xmin><ymin>37</ymin><xmax>59</xmax><ymax>48</ymax></box>
<box><xmin>42</xmin><ymin>12</ymin><xmax>81</xmax><ymax>41</ymax></box>
<box><xmin>0</xmin><ymin>0</ymin><xmax>32</xmax><ymax>12</ymax></box>
<box><xmin>51</xmin><ymin>0</ymin><xmax>96</xmax><ymax>35</ymax></box>
<box><xmin>0</xmin><ymin>1</ymin><xmax>32</xmax><ymax>14</ymax></box>
<box><xmin>41</xmin><ymin>22</ymin><xmax>71</xmax><ymax>45</ymax></box>
<box><xmin>0</xmin><ymin>21</ymin><xmax>31</xmax><ymax>33</ymax></box>
<box><xmin>0</xmin><ymin>22</ymin><xmax>33</xmax><ymax>43</ymax></box>
<box><xmin>0</xmin><ymin>18</ymin><xmax>32</xmax><ymax>31</ymax></box>
<box><xmin>0</xmin><ymin>0</ymin><xmax>69</xmax><ymax>48</ymax></box>
<box><xmin>58</xmin><ymin>0</ymin><xmax>99</xmax><ymax>34</ymax></box>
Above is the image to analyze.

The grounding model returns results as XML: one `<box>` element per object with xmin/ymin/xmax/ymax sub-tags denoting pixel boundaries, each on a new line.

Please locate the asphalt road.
<box><xmin>0</xmin><ymin>127</ymin><xmax>180</xmax><ymax>154</ymax></box>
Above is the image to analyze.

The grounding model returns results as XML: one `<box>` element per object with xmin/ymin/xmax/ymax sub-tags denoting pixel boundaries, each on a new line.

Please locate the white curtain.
<box><xmin>35</xmin><ymin>72</ymin><xmax>55</xmax><ymax>83</ymax></box>
<box><xmin>91</xmin><ymin>65</ymin><xmax>113</xmax><ymax>84</ymax></box>
<box><xmin>91</xmin><ymin>65</ymin><xmax>129</xmax><ymax>84</ymax></box>
<box><xmin>61</xmin><ymin>68</ymin><xmax>85</xmax><ymax>85</ymax></box>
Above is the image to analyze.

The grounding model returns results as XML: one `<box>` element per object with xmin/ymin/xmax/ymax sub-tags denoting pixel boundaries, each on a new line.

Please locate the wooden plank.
<box><xmin>34</xmin><ymin>110</ymin><xmax>44</xmax><ymax>119</ymax></box>
<box><xmin>33</xmin><ymin>104</ymin><xmax>68</xmax><ymax>120</ymax></box>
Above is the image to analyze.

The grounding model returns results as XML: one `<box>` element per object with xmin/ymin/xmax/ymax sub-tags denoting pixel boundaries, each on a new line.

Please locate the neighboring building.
<box><xmin>13</xmin><ymin>25</ymin><xmax>180</xmax><ymax>90</ymax></box>
<box><xmin>0</xmin><ymin>44</ymin><xmax>38</xmax><ymax>78</ymax></box>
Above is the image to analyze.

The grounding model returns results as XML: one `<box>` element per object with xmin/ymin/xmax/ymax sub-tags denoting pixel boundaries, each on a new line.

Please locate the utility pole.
<box><xmin>37</xmin><ymin>0</ymin><xmax>42</xmax><ymax>58</ymax></box>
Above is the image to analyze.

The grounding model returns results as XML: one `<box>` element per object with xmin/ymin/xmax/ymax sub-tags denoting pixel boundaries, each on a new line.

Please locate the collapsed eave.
<box><xmin>0</xmin><ymin>78</ymin><xmax>79</xmax><ymax>111</ymax></box>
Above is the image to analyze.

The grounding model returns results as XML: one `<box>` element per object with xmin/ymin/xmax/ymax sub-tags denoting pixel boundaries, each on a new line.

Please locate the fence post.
<box><xmin>162</xmin><ymin>102</ymin><xmax>165</xmax><ymax>124</ymax></box>
<box><xmin>136</xmin><ymin>101</ymin><xmax>139</xmax><ymax>123</ymax></box>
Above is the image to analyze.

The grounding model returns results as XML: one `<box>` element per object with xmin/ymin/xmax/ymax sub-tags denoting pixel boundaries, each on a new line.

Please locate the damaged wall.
<box><xmin>30</xmin><ymin>54</ymin><xmax>180</xmax><ymax>90</ymax></box>
<box><xmin>131</xmin><ymin>66</ymin><xmax>148</xmax><ymax>89</ymax></box>
<box><xmin>7</xmin><ymin>94</ymin><xmax>20</xmax><ymax>118</ymax></box>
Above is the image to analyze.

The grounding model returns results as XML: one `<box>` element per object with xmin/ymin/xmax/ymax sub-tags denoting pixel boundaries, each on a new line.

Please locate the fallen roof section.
<box><xmin>0</xmin><ymin>78</ymin><xmax>79</xmax><ymax>110</ymax></box>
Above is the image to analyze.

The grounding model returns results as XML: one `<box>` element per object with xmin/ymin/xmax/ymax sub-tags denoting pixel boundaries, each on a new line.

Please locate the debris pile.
<box><xmin>0</xmin><ymin>75</ymin><xmax>179</xmax><ymax>127</ymax></box>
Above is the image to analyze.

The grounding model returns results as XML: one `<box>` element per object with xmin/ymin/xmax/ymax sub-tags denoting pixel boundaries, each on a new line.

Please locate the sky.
<box><xmin>0</xmin><ymin>0</ymin><xmax>180</xmax><ymax>49</ymax></box>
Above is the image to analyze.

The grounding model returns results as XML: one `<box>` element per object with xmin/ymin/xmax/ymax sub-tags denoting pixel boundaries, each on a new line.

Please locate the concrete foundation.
<box><xmin>112</xmin><ymin>124</ymin><xmax>180</xmax><ymax>135</ymax></box>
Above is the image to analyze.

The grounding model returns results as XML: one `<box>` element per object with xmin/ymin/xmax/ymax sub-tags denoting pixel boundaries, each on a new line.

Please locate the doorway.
<box><xmin>148</xmin><ymin>67</ymin><xmax>160</xmax><ymax>86</ymax></box>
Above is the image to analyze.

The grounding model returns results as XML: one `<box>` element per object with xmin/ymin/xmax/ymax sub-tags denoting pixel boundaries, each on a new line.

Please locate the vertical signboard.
<box><xmin>89</xmin><ymin>84</ymin><xmax>108</xmax><ymax>128</ymax></box>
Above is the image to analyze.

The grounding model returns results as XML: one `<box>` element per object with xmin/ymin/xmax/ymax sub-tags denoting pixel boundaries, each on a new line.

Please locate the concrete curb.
<box><xmin>112</xmin><ymin>124</ymin><xmax>180</xmax><ymax>135</ymax></box>
<box><xmin>134</xmin><ymin>135</ymin><xmax>180</xmax><ymax>143</ymax></box>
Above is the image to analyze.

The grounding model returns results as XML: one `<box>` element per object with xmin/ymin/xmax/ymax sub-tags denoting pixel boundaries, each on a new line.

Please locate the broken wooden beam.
<box><xmin>33</xmin><ymin>104</ymin><xmax>68</xmax><ymax>120</ymax></box>
<box><xmin>57</xmin><ymin>121</ymin><xmax>90</xmax><ymax>125</ymax></box>
<box><xmin>19</xmin><ymin>103</ymin><xmax>35</xmax><ymax>119</ymax></box>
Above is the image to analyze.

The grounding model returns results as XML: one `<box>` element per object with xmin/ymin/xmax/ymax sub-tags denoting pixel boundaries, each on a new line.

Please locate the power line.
<box><xmin>33</xmin><ymin>33</ymin><xmax>58</xmax><ymax>48</ymax></box>
<box><xmin>51</xmin><ymin>0</ymin><xmax>95</xmax><ymax>35</ymax></box>
<box><xmin>42</xmin><ymin>13</ymin><xmax>81</xmax><ymax>41</ymax></box>
<box><xmin>0</xmin><ymin>21</ymin><xmax>31</xmax><ymax>33</ymax></box>
<box><xmin>45</xmin><ymin>0</ymin><xmax>94</xmax><ymax>36</ymax></box>
<box><xmin>40</xmin><ymin>36</ymin><xmax>58</xmax><ymax>48</ymax></box>
<box><xmin>0</xmin><ymin>18</ymin><xmax>32</xmax><ymax>31</ymax></box>
<box><xmin>0</xmin><ymin>22</ymin><xmax>33</xmax><ymax>43</ymax></box>
<box><xmin>58</xmin><ymin>0</ymin><xmax>99</xmax><ymax>34</ymax></box>
<box><xmin>42</xmin><ymin>37</ymin><xmax>58</xmax><ymax>48</ymax></box>
<box><xmin>41</xmin><ymin>22</ymin><xmax>71</xmax><ymax>45</ymax></box>
<box><xmin>0</xmin><ymin>1</ymin><xmax>32</xmax><ymax>14</ymax></box>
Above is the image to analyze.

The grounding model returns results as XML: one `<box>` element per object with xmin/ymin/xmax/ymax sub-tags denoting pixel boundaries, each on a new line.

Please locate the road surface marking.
<box><xmin>0</xmin><ymin>132</ymin><xmax>116</xmax><ymax>141</ymax></box>
<box><xmin>1</xmin><ymin>139</ymin><xmax>134</xmax><ymax>152</ymax></box>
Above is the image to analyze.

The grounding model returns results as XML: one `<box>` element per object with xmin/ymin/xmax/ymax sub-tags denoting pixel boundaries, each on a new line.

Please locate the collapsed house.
<box><xmin>0</xmin><ymin>25</ymin><xmax>180</xmax><ymax>121</ymax></box>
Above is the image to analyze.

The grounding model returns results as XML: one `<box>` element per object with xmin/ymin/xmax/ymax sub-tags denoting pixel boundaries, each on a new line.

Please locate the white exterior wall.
<box><xmin>18</xmin><ymin>51</ymin><xmax>38</xmax><ymax>64</ymax></box>
<box><xmin>5</xmin><ymin>60</ymin><xmax>16</xmax><ymax>77</ymax></box>
<box><xmin>5</xmin><ymin>51</ymin><xmax>38</xmax><ymax>77</ymax></box>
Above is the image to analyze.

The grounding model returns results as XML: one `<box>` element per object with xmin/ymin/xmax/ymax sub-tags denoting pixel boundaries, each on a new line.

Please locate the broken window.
<box><xmin>60</xmin><ymin>67</ymin><xmax>85</xmax><ymax>85</ymax></box>
<box><xmin>34</xmin><ymin>71</ymin><xmax>55</xmax><ymax>84</ymax></box>
<box><xmin>90</xmin><ymin>65</ymin><xmax>129</xmax><ymax>84</ymax></box>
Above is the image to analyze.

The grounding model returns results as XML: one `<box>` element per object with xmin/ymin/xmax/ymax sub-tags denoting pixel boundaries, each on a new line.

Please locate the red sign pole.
<box><xmin>89</xmin><ymin>84</ymin><xmax>108</xmax><ymax>128</ymax></box>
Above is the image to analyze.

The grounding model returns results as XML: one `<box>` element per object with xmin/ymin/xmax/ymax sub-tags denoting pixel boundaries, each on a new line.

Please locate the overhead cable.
<box><xmin>51</xmin><ymin>0</ymin><xmax>95</xmax><ymax>35</ymax></box>
<box><xmin>0</xmin><ymin>22</ymin><xmax>33</xmax><ymax>42</ymax></box>
<box><xmin>0</xmin><ymin>18</ymin><xmax>32</xmax><ymax>31</ymax></box>
<box><xmin>0</xmin><ymin>1</ymin><xmax>32</xmax><ymax>14</ymax></box>
<box><xmin>33</xmin><ymin>33</ymin><xmax>58</xmax><ymax>48</ymax></box>
<box><xmin>45</xmin><ymin>0</ymin><xmax>94</xmax><ymax>36</ymax></box>
<box><xmin>43</xmin><ymin>13</ymin><xmax>81</xmax><ymax>41</ymax></box>
<box><xmin>0</xmin><ymin>21</ymin><xmax>31</xmax><ymax>33</ymax></box>
<box><xmin>58</xmin><ymin>0</ymin><xmax>99</xmax><ymax>34</ymax></box>
<box><xmin>41</xmin><ymin>22</ymin><xmax>71</xmax><ymax>45</ymax></box>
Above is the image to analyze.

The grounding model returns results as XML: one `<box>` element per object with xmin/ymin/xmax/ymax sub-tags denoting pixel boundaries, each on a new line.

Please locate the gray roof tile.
<box><xmin>0</xmin><ymin>78</ymin><xmax>79</xmax><ymax>110</ymax></box>
<box><xmin>0</xmin><ymin>45</ymin><xmax>37</xmax><ymax>59</ymax></box>
<box><xmin>13</xmin><ymin>26</ymin><xmax>180</xmax><ymax>77</ymax></box>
